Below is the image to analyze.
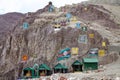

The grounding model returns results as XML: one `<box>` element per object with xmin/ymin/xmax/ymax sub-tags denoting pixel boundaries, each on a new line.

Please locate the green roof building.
<box><xmin>23</xmin><ymin>67</ymin><xmax>35</xmax><ymax>78</ymax></box>
<box><xmin>72</xmin><ymin>60</ymin><xmax>83</xmax><ymax>72</ymax></box>
<box><xmin>39</xmin><ymin>64</ymin><xmax>52</xmax><ymax>76</ymax></box>
<box><xmin>83</xmin><ymin>58</ymin><xmax>98</xmax><ymax>71</ymax></box>
<box><xmin>53</xmin><ymin>63</ymin><xmax>68</xmax><ymax>73</ymax></box>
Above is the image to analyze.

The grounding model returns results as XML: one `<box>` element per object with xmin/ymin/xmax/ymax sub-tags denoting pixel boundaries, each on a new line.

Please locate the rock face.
<box><xmin>70</xmin><ymin>4</ymin><xmax>119</xmax><ymax>29</ymax></box>
<box><xmin>0</xmin><ymin>12</ymin><xmax>24</xmax><ymax>51</ymax></box>
<box><xmin>0</xmin><ymin>12</ymin><xmax>24</xmax><ymax>33</ymax></box>
<box><xmin>0</xmin><ymin>3</ymin><xmax>119</xmax><ymax>80</ymax></box>
<box><xmin>89</xmin><ymin>0</ymin><xmax>120</xmax><ymax>5</ymax></box>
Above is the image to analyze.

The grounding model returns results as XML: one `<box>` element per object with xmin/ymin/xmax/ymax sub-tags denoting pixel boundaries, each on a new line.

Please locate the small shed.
<box><xmin>53</xmin><ymin>63</ymin><xmax>68</xmax><ymax>73</ymax></box>
<box><xmin>39</xmin><ymin>64</ymin><xmax>52</xmax><ymax>76</ymax></box>
<box><xmin>83</xmin><ymin>58</ymin><xmax>98</xmax><ymax>71</ymax></box>
<box><xmin>23</xmin><ymin>67</ymin><xmax>35</xmax><ymax>78</ymax></box>
<box><xmin>72</xmin><ymin>60</ymin><xmax>83</xmax><ymax>72</ymax></box>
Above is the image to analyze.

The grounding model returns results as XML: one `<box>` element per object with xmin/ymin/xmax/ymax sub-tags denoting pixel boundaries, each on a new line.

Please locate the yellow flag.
<box><xmin>89</xmin><ymin>34</ymin><xmax>94</xmax><ymax>38</ymax></box>
<box><xmin>98</xmin><ymin>50</ymin><xmax>105</xmax><ymax>57</ymax></box>
<box><xmin>102</xmin><ymin>42</ymin><xmax>106</xmax><ymax>47</ymax></box>
<box><xmin>71</xmin><ymin>47</ymin><xmax>79</xmax><ymax>55</ymax></box>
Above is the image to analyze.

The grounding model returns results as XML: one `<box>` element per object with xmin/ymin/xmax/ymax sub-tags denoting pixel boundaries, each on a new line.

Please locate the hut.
<box><xmin>39</xmin><ymin>64</ymin><xmax>52</xmax><ymax>76</ymax></box>
<box><xmin>83</xmin><ymin>58</ymin><xmax>98</xmax><ymax>71</ymax></box>
<box><xmin>23</xmin><ymin>67</ymin><xmax>35</xmax><ymax>78</ymax></box>
<box><xmin>53</xmin><ymin>63</ymin><xmax>68</xmax><ymax>73</ymax></box>
<box><xmin>72</xmin><ymin>60</ymin><xmax>83</xmax><ymax>72</ymax></box>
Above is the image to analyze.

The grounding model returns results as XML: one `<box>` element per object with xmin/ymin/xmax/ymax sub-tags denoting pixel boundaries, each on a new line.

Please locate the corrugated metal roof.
<box><xmin>23</xmin><ymin>67</ymin><xmax>34</xmax><ymax>70</ymax></box>
<box><xmin>54</xmin><ymin>63</ymin><xmax>68</xmax><ymax>69</ymax></box>
<box><xmin>39</xmin><ymin>64</ymin><xmax>51</xmax><ymax>70</ymax></box>
<box><xmin>83</xmin><ymin>58</ymin><xmax>98</xmax><ymax>63</ymax></box>
<box><xmin>72</xmin><ymin>60</ymin><xmax>83</xmax><ymax>65</ymax></box>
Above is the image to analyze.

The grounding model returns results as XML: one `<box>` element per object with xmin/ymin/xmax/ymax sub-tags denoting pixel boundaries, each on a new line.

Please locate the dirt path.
<box><xmin>89</xmin><ymin>22</ymin><xmax>120</xmax><ymax>46</ymax></box>
<box><xmin>102</xmin><ymin>4</ymin><xmax>120</xmax><ymax>24</ymax></box>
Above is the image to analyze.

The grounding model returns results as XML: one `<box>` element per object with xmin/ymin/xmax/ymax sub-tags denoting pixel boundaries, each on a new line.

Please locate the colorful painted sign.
<box><xmin>66</xmin><ymin>13</ymin><xmax>72</xmax><ymax>19</ymax></box>
<box><xmin>78</xmin><ymin>35</ymin><xmax>87</xmax><ymax>43</ymax></box>
<box><xmin>71</xmin><ymin>16</ymin><xmax>77</xmax><ymax>22</ymax></box>
<box><xmin>23</xmin><ymin>22</ymin><xmax>29</xmax><ymax>29</ymax></box>
<box><xmin>57</xmin><ymin>48</ymin><xmax>71</xmax><ymax>61</ymax></box>
<box><xmin>66</xmin><ymin>13</ymin><xmax>72</xmax><ymax>22</ymax></box>
<box><xmin>22</xmin><ymin>55</ymin><xmax>28</xmax><ymax>61</ymax></box>
<box><xmin>89</xmin><ymin>48</ymin><xmax>98</xmax><ymax>57</ymax></box>
<box><xmin>89</xmin><ymin>34</ymin><xmax>94</xmax><ymax>38</ymax></box>
<box><xmin>76</xmin><ymin>22</ymin><xmax>81</xmax><ymax>29</ymax></box>
<box><xmin>81</xmin><ymin>26</ymin><xmax>87</xmax><ymax>31</ymax></box>
<box><xmin>71</xmin><ymin>47</ymin><xmax>79</xmax><ymax>55</ymax></box>
<box><xmin>102</xmin><ymin>42</ymin><xmax>106</xmax><ymax>47</ymax></box>
<box><xmin>98</xmin><ymin>50</ymin><xmax>105</xmax><ymax>57</ymax></box>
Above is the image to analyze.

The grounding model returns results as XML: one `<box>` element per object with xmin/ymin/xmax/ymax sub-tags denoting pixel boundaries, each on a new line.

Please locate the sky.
<box><xmin>0</xmin><ymin>0</ymin><xmax>88</xmax><ymax>14</ymax></box>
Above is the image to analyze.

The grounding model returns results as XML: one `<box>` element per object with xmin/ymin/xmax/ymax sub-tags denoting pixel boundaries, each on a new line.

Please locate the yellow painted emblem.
<box><xmin>71</xmin><ymin>47</ymin><xmax>79</xmax><ymax>55</ymax></box>
<box><xmin>98</xmin><ymin>50</ymin><xmax>105</xmax><ymax>57</ymax></box>
<box><xmin>89</xmin><ymin>34</ymin><xmax>94</xmax><ymax>38</ymax></box>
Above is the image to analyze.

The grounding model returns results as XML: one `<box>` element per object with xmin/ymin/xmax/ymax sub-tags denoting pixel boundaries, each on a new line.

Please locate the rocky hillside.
<box><xmin>0</xmin><ymin>12</ymin><xmax>24</xmax><ymax>45</ymax></box>
<box><xmin>89</xmin><ymin>0</ymin><xmax>120</xmax><ymax>5</ymax></box>
<box><xmin>0</xmin><ymin>2</ymin><xmax>120</xmax><ymax>80</ymax></box>
<box><xmin>0</xmin><ymin>12</ymin><xmax>24</xmax><ymax>33</ymax></box>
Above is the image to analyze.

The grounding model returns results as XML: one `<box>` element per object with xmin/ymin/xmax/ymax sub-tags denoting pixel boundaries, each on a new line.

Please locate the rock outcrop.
<box><xmin>1</xmin><ymin>2</ymin><xmax>120</xmax><ymax>80</ymax></box>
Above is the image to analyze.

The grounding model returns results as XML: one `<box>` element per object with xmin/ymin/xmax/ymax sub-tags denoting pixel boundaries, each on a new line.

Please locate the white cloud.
<box><xmin>0</xmin><ymin>0</ymin><xmax>88</xmax><ymax>14</ymax></box>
